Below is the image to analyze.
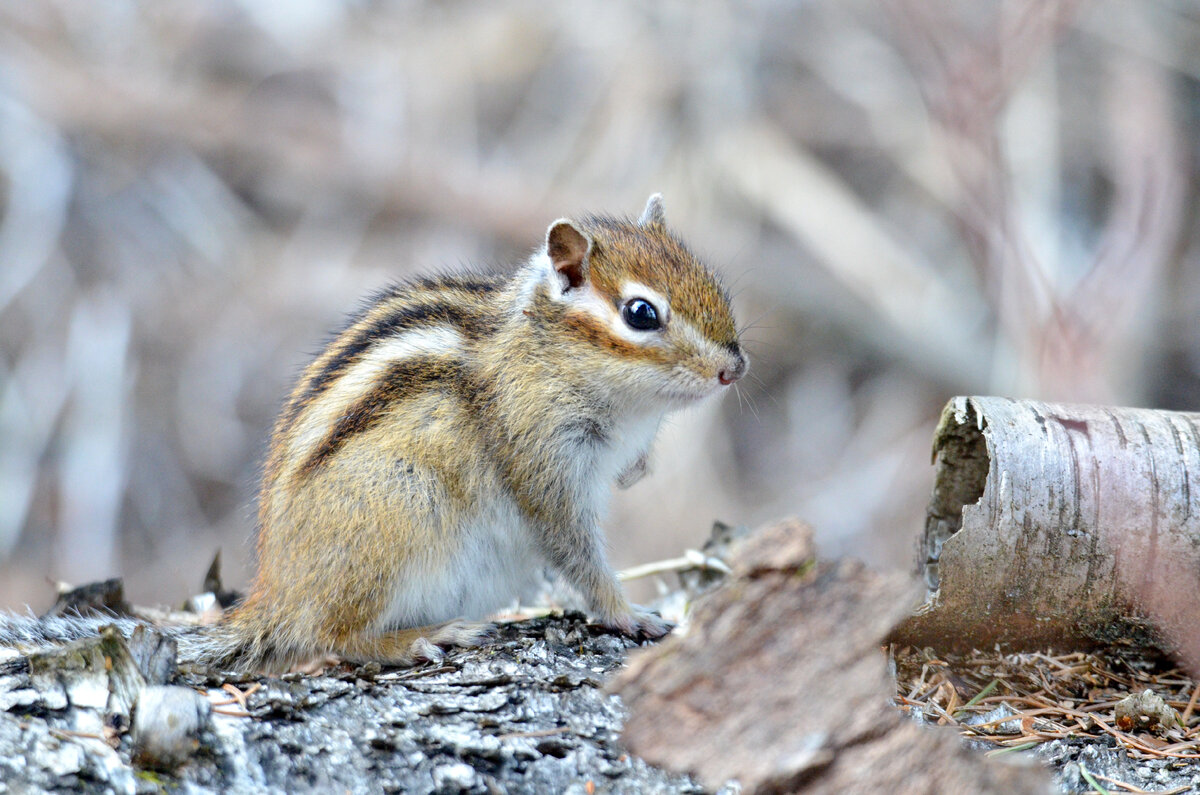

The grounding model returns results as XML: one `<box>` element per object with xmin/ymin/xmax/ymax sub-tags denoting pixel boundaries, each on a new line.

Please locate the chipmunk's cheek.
<box><xmin>668</xmin><ymin>360</ymin><xmax>722</xmax><ymax>400</ymax></box>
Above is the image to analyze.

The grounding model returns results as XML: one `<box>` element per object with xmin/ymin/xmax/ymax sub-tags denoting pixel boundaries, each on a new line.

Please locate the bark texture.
<box><xmin>0</xmin><ymin>615</ymin><xmax>699</xmax><ymax>794</ymax></box>
<box><xmin>613</xmin><ymin>518</ymin><xmax>1052</xmax><ymax>794</ymax></box>
<box><xmin>892</xmin><ymin>396</ymin><xmax>1200</xmax><ymax>666</ymax></box>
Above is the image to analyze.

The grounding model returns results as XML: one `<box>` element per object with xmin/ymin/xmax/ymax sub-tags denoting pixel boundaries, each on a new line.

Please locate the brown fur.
<box><xmin>575</xmin><ymin>215</ymin><xmax>739</xmax><ymax>349</ymax></box>
<box><xmin>208</xmin><ymin>196</ymin><xmax>745</xmax><ymax>673</ymax></box>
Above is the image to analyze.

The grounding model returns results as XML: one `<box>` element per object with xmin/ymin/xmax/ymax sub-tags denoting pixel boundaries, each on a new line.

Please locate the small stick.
<box><xmin>1090</xmin><ymin>771</ymin><xmax>1192</xmax><ymax>795</ymax></box>
<box><xmin>618</xmin><ymin>550</ymin><xmax>731</xmax><ymax>582</ymax></box>
<box><xmin>985</xmin><ymin>741</ymin><xmax>1037</xmax><ymax>756</ymax></box>
<box><xmin>1028</xmin><ymin>697</ymin><xmax>1200</xmax><ymax>760</ymax></box>
<box><xmin>953</xmin><ymin>678</ymin><xmax>1000</xmax><ymax>717</ymax></box>
<box><xmin>1180</xmin><ymin>682</ymin><xmax>1200</xmax><ymax>725</ymax></box>
<box><xmin>1078</xmin><ymin>765</ymin><xmax>1111</xmax><ymax>795</ymax></box>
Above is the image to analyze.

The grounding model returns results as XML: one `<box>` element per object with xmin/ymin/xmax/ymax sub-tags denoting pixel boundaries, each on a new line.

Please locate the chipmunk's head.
<box><xmin>536</xmin><ymin>194</ymin><xmax>747</xmax><ymax>408</ymax></box>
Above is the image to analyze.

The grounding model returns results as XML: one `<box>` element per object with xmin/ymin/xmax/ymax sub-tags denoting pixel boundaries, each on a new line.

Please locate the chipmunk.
<box><xmin>1</xmin><ymin>194</ymin><xmax>746</xmax><ymax>673</ymax></box>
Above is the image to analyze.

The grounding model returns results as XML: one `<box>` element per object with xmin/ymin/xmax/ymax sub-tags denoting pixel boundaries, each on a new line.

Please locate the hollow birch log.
<box><xmin>891</xmin><ymin>396</ymin><xmax>1200</xmax><ymax>666</ymax></box>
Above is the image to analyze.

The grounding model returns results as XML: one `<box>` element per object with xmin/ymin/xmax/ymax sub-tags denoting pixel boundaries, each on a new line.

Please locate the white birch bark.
<box><xmin>892</xmin><ymin>396</ymin><xmax>1200</xmax><ymax>667</ymax></box>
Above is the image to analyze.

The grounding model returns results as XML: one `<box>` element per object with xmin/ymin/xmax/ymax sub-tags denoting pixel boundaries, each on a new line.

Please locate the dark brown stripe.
<box><xmin>280</xmin><ymin>294</ymin><xmax>499</xmax><ymax>437</ymax></box>
<box><xmin>298</xmin><ymin>356</ymin><xmax>464</xmax><ymax>476</ymax></box>
<box><xmin>560</xmin><ymin>312</ymin><xmax>674</xmax><ymax>364</ymax></box>
<box><xmin>408</xmin><ymin>274</ymin><xmax>506</xmax><ymax>295</ymax></box>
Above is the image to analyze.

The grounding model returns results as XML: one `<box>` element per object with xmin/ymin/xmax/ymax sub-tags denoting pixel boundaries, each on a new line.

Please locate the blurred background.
<box><xmin>1</xmin><ymin>0</ymin><xmax>1198</xmax><ymax>611</ymax></box>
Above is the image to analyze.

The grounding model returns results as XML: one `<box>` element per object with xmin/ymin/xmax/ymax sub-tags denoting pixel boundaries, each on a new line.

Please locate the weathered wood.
<box><xmin>0</xmin><ymin>615</ymin><xmax>699</xmax><ymax>793</ymax></box>
<box><xmin>891</xmin><ymin>396</ymin><xmax>1200</xmax><ymax>667</ymax></box>
<box><xmin>612</xmin><ymin>519</ymin><xmax>1052</xmax><ymax>794</ymax></box>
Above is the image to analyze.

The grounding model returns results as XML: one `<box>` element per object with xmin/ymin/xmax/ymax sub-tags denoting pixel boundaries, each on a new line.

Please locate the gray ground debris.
<box><xmin>131</xmin><ymin>685</ymin><xmax>211</xmax><ymax>771</ymax></box>
<box><xmin>0</xmin><ymin>613</ymin><xmax>701</xmax><ymax>794</ymax></box>
<box><xmin>1037</xmin><ymin>736</ymin><xmax>1200</xmax><ymax>794</ymax></box>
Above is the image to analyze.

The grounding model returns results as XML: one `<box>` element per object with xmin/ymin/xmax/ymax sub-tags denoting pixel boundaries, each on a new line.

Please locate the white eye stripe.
<box><xmin>555</xmin><ymin>285</ymin><xmax>661</xmax><ymax>347</ymax></box>
<box><xmin>620</xmin><ymin>281</ymin><xmax>671</xmax><ymax>326</ymax></box>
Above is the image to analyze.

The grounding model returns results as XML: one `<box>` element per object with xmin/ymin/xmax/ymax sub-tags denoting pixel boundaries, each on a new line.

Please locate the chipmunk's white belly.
<box><xmin>373</xmin><ymin>498</ymin><xmax>545</xmax><ymax>630</ymax></box>
<box><xmin>371</xmin><ymin>409</ymin><xmax>662</xmax><ymax>632</ymax></box>
<box><xmin>601</xmin><ymin>410</ymin><xmax>662</xmax><ymax>477</ymax></box>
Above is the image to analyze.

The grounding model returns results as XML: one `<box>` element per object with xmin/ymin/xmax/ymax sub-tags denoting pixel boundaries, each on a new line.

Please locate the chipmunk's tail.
<box><xmin>0</xmin><ymin>612</ymin><xmax>150</xmax><ymax>649</ymax></box>
<box><xmin>0</xmin><ymin>611</ymin><xmax>266</xmax><ymax>673</ymax></box>
<box><xmin>2</xmin><ymin>608</ymin><xmax>312</xmax><ymax>674</ymax></box>
<box><xmin>170</xmin><ymin>622</ymin><xmax>247</xmax><ymax>670</ymax></box>
<box><xmin>177</xmin><ymin>606</ymin><xmax>315</xmax><ymax>674</ymax></box>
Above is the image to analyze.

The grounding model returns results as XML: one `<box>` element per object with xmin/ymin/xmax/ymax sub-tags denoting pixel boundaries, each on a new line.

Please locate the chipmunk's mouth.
<box><xmin>655</xmin><ymin>354</ymin><xmax>746</xmax><ymax>404</ymax></box>
<box><xmin>655</xmin><ymin>379</ymin><xmax>726</xmax><ymax>405</ymax></box>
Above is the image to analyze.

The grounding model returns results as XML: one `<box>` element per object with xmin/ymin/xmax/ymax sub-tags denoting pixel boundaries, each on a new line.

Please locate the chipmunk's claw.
<box><xmin>601</xmin><ymin>606</ymin><xmax>673</xmax><ymax>640</ymax></box>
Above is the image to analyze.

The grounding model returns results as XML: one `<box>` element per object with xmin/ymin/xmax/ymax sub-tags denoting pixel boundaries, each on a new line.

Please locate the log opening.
<box><xmin>922</xmin><ymin>400</ymin><xmax>989</xmax><ymax>592</ymax></box>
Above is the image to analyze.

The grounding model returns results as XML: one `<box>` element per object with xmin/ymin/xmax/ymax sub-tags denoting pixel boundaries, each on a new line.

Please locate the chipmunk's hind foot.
<box><xmin>335</xmin><ymin>620</ymin><xmax>496</xmax><ymax>667</ymax></box>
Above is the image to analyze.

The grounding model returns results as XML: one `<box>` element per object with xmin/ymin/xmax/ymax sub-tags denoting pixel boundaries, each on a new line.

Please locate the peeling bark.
<box><xmin>891</xmin><ymin>396</ymin><xmax>1200</xmax><ymax>668</ymax></box>
<box><xmin>613</xmin><ymin>519</ymin><xmax>1052</xmax><ymax>794</ymax></box>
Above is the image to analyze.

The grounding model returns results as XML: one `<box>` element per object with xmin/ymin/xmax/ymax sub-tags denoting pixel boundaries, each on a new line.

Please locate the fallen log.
<box><xmin>891</xmin><ymin>396</ymin><xmax>1200</xmax><ymax>670</ymax></box>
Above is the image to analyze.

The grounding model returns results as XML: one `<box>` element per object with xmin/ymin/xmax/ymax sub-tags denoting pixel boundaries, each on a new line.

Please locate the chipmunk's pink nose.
<box><xmin>718</xmin><ymin>352</ymin><xmax>748</xmax><ymax>385</ymax></box>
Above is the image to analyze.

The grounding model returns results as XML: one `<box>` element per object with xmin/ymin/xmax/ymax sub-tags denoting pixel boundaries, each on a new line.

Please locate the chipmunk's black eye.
<box><xmin>622</xmin><ymin>298</ymin><xmax>661</xmax><ymax>331</ymax></box>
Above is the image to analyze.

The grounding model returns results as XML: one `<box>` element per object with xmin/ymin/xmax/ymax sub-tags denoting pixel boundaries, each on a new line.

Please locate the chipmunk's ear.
<box><xmin>546</xmin><ymin>219</ymin><xmax>591</xmax><ymax>291</ymax></box>
<box><xmin>637</xmin><ymin>193</ymin><xmax>666</xmax><ymax>228</ymax></box>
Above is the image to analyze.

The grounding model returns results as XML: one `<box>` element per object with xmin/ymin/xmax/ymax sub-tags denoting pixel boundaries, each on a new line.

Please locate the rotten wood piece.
<box><xmin>891</xmin><ymin>396</ymin><xmax>1200</xmax><ymax>670</ymax></box>
<box><xmin>612</xmin><ymin>518</ymin><xmax>1051</xmax><ymax>794</ymax></box>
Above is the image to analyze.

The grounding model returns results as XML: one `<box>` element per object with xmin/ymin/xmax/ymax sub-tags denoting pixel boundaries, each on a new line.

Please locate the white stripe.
<box><xmin>512</xmin><ymin>252</ymin><xmax>553</xmax><ymax>316</ymax></box>
<box><xmin>620</xmin><ymin>281</ymin><xmax>672</xmax><ymax>326</ymax></box>
<box><xmin>285</xmin><ymin>326</ymin><xmax>464</xmax><ymax>471</ymax></box>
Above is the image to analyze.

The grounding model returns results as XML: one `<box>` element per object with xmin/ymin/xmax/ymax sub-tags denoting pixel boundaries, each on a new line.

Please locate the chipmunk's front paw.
<box><xmin>601</xmin><ymin>606</ymin><xmax>673</xmax><ymax>640</ymax></box>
